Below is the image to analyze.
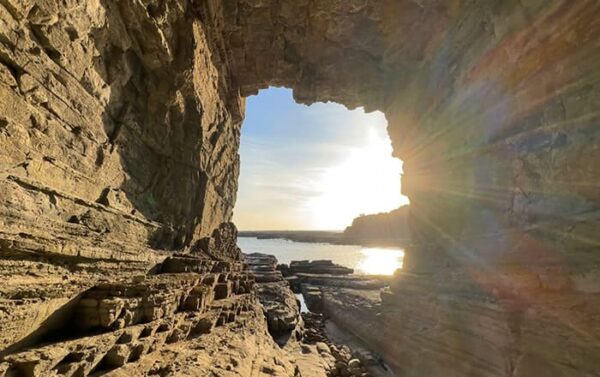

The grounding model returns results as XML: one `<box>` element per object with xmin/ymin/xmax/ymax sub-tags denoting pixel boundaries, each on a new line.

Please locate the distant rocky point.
<box><xmin>343</xmin><ymin>205</ymin><xmax>410</xmax><ymax>244</ymax></box>
<box><xmin>240</xmin><ymin>205</ymin><xmax>410</xmax><ymax>247</ymax></box>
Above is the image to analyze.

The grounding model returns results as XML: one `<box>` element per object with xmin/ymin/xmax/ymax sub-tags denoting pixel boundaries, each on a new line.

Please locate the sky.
<box><xmin>233</xmin><ymin>88</ymin><xmax>409</xmax><ymax>231</ymax></box>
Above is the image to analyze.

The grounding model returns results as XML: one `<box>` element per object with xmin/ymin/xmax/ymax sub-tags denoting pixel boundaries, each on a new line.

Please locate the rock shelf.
<box><xmin>244</xmin><ymin>253</ymin><xmax>302</xmax><ymax>341</ymax></box>
<box><xmin>0</xmin><ymin>0</ymin><xmax>598</xmax><ymax>375</ymax></box>
<box><xmin>279</xmin><ymin>260</ymin><xmax>354</xmax><ymax>277</ymax></box>
<box><xmin>0</xmin><ymin>254</ymin><xmax>256</xmax><ymax>376</ymax></box>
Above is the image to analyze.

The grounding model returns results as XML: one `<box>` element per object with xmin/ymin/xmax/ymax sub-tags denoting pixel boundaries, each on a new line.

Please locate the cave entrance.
<box><xmin>233</xmin><ymin>87</ymin><xmax>409</xmax><ymax>232</ymax></box>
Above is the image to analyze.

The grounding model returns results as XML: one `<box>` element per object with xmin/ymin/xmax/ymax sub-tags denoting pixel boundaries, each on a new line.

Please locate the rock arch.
<box><xmin>205</xmin><ymin>1</ymin><xmax>600</xmax><ymax>374</ymax></box>
<box><xmin>0</xmin><ymin>0</ymin><xmax>598</xmax><ymax>374</ymax></box>
<box><xmin>201</xmin><ymin>0</ymin><xmax>600</xmax><ymax>273</ymax></box>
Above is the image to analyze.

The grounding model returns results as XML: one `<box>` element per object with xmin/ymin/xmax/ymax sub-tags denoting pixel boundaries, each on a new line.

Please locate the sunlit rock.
<box><xmin>0</xmin><ymin>0</ymin><xmax>598</xmax><ymax>375</ymax></box>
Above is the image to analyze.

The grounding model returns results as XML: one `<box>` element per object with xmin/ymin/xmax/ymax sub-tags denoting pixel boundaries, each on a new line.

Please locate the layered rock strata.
<box><xmin>319</xmin><ymin>289</ymin><xmax>397</xmax><ymax>376</ymax></box>
<box><xmin>292</xmin><ymin>274</ymin><xmax>391</xmax><ymax>299</ymax></box>
<box><xmin>0</xmin><ymin>0</ymin><xmax>599</xmax><ymax>376</ymax></box>
<box><xmin>301</xmin><ymin>313</ymin><xmax>374</xmax><ymax>377</ymax></box>
<box><xmin>245</xmin><ymin>253</ymin><xmax>301</xmax><ymax>341</ymax></box>
<box><xmin>0</xmin><ymin>0</ymin><xmax>243</xmax><ymax>355</ymax></box>
<box><xmin>0</xmin><ymin>250</ymin><xmax>256</xmax><ymax>375</ymax></box>
<box><xmin>278</xmin><ymin>259</ymin><xmax>391</xmax><ymax>295</ymax></box>
<box><xmin>1</xmin><ymin>246</ymin><xmax>372</xmax><ymax>377</ymax></box>
<box><xmin>290</xmin><ymin>278</ymin><xmax>395</xmax><ymax>376</ymax></box>
<box><xmin>200</xmin><ymin>2</ymin><xmax>600</xmax><ymax>375</ymax></box>
<box><xmin>244</xmin><ymin>252</ymin><xmax>378</xmax><ymax>376</ymax></box>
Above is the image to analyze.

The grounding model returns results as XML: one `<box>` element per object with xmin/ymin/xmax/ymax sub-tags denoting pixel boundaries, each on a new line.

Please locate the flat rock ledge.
<box><xmin>275</xmin><ymin>261</ymin><xmax>399</xmax><ymax>376</ymax></box>
<box><xmin>244</xmin><ymin>253</ymin><xmax>302</xmax><ymax>339</ymax></box>
<box><xmin>244</xmin><ymin>253</ymin><xmax>378</xmax><ymax>377</ymax></box>
<box><xmin>279</xmin><ymin>260</ymin><xmax>354</xmax><ymax>277</ymax></box>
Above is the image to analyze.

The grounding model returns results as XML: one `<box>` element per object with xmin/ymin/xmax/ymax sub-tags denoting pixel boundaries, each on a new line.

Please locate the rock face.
<box><xmin>1</xmin><ymin>0</ymin><xmax>599</xmax><ymax>376</ymax></box>
<box><xmin>203</xmin><ymin>2</ymin><xmax>600</xmax><ymax>375</ymax></box>
<box><xmin>245</xmin><ymin>253</ymin><xmax>301</xmax><ymax>338</ymax></box>
<box><xmin>0</xmin><ymin>246</ymin><xmax>258</xmax><ymax>375</ymax></box>
<box><xmin>206</xmin><ymin>0</ymin><xmax>600</xmax><ymax>270</ymax></box>
<box><xmin>344</xmin><ymin>206</ymin><xmax>410</xmax><ymax>244</ymax></box>
<box><xmin>0</xmin><ymin>0</ymin><xmax>243</xmax><ymax>354</ymax></box>
<box><xmin>0</xmin><ymin>0</ymin><xmax>241</xmax><ymax>255</ymax></box>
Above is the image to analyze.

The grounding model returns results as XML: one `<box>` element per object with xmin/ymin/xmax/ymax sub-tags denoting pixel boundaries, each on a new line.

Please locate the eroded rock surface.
<box><xmin>0</xmin><ymin>0</ymin><xmax>599</xmax><ymax>376</ymax></box>
<box><xmin>0</xmin><ymin>246</ymin><xmax>257</xmax><ymax>375</ymax></box>
<box><xmin>201</xmin><ymin>2</ymin><xmax>600</xmax><ymax>375</ymax></box>
<box><xmin>0</xmin><ymin>240</ymin><xmax>369</xmax><ymax>377</ymax></box>
<box><xmin>0</xmin><ymin>0</ymin><xmax>243</xmax><ymax>353</ymax></box>
<box><xmin>245</xmin><ymin>253</ymin><xmax>301</xmax><ymax>340</ymax></box>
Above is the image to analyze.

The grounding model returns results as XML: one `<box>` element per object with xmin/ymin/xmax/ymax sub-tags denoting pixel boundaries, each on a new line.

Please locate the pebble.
<box><xmin>316</xmin><ymin>341</ymin><xmax>331</xmax><ymax>354</ymax></box>
<box><xmin>348</xmin><ymin>359</ymin><xmax>361</xmax><ymax>368</ymax></box>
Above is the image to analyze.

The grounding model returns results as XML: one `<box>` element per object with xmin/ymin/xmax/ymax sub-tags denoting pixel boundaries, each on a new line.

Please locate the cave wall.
<box><xmin>204</xmin><ymin>0</ymin><xmax>599</xmax><ymax>275</ymax></box>
<box><xmin>205</xmin><ymin>0</ymin><xmax>600</xmax><ymax>375</ymax></box>
<box><xmin>0</xmin><ymin>0</ymin><xmax>599</xmax><ymax>374</ymax></box>
<box><xmin>0</xmin><ymin>0</ymin><xmax>242</xmax><ymax>256</ymax></box>
<box><xmin>391</xmin><ymin>1</ymin><xmax>600</xmax><ymax>274</ymax></box>
<box><xmin>0</xmin><ymin>0</ymin><xmax>243</xmax><ymax>351</ymax></box>
<box><xmin>384</xmin><ymin>2</ymin><xmax>600</xmax><ymax>372</ymax></box>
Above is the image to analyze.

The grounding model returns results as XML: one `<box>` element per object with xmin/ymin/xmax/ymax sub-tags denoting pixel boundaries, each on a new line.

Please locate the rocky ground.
<box><xmin>244</xmin><ymin>253</ymin><xmax>378</xmax><ymax>377</ymax></box>
<box><xmin>244</xmin><ymin>253</ymin><xmax>302</xmax><ymax>345</ymax></box>
<box><xmin>0</xmin><ymin>250</ymin><xmax>381</xmax><ymax>377</ymax></box>
<box><xmin>275</xmin><ymin>257</ymin><xmax>397</xmax><ymax>377</ymax></box>
<box><xmin>1</xmin><ymin>1</ymin><xmax>598</xmax><ymax>375</ymax></box>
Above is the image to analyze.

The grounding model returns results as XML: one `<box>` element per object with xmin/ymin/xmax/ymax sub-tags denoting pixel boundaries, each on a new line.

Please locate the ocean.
<box><xmin>238</xmin><ymin>237</ymin><xmax>404</xmax><ymax>275</ymax></box>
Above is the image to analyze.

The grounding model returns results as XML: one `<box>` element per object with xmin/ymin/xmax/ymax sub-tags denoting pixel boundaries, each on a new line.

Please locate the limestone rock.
<box><xmin>244</xmin><ymin>253</ymin><xmax>301</xmax><ymax>337</ymax></box>
<box><xmin>0</xmin><ymin>0</ymin><xmax>599</xmax><ymax>376</ymax></box>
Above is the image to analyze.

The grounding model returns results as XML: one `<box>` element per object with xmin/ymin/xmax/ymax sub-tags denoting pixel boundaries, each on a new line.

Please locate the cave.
<box><xmin>0</xmin><ymin>0</ymin><xmax>598</xmax><ymax>376</ymax></box>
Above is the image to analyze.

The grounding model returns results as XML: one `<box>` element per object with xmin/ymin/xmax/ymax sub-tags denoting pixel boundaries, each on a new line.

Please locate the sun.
<box><xmin>307</xmin><ymin>125</ymin><xmax>409</xmax><ymax>230</ymax></box>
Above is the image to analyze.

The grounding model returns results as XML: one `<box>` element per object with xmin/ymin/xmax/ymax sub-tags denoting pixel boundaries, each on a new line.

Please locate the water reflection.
<box><xmin>355</xmin><ymin>247</ymin><xmax>404</xmax><ymax>275</ymax></box>
<box><xmin>238</xmin><ymin>237</ymin><xmax>404</xmax><ymax>276</ymax></box>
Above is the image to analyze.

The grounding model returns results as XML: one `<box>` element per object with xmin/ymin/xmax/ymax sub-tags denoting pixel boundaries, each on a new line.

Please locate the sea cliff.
<box><xmin>0</xmin><ymin>1</ymin><xmax>598</xmax><ymax>376</ymax></box>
